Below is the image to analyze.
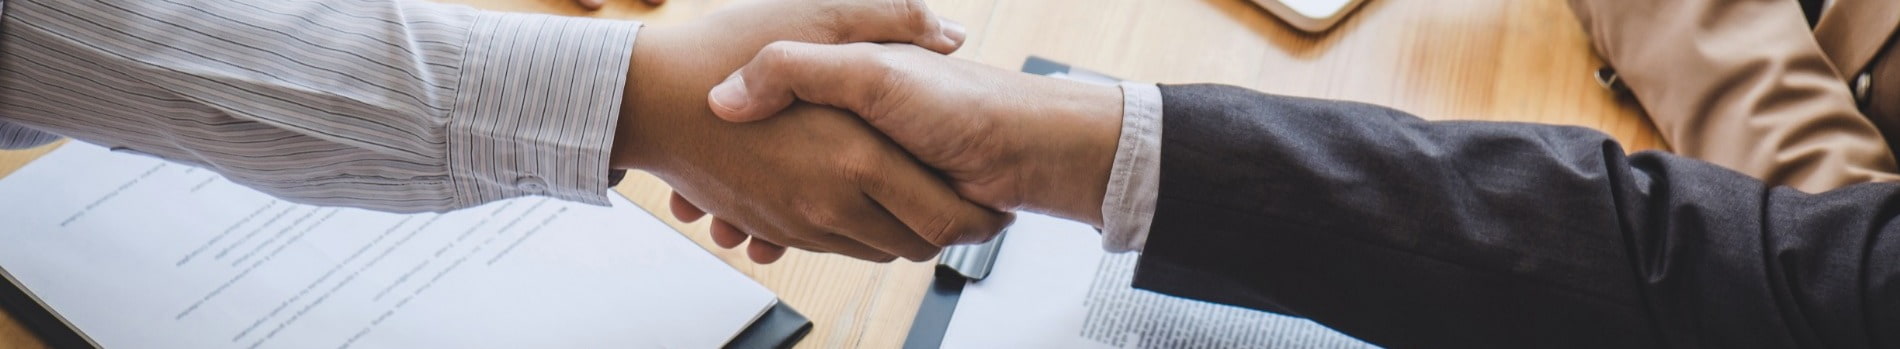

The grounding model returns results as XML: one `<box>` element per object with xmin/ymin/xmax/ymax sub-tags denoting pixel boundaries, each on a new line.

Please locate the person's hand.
<box><xmin>573</xmin><ymin>0</ymin><xmax>664</xmax><ymax>11</ymax></box>
<box><xmin>609</xmin><ymin>1</ymin><xmax>1005</xmax><ymax>264</ymax></box>
<box><xmin>703</xmin><ymin>43</ymin><xmax>1127</xmax><ymax>227</ymax></box>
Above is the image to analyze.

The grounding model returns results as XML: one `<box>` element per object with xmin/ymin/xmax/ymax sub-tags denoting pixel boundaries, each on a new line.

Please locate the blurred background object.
<box><xmin>1251</xmin><ymin>0</ymin><xmax>1369</xmax><ymax>32</ymax></box>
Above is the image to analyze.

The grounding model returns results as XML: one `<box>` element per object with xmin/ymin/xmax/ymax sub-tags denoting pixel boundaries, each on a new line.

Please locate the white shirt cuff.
<box><xmin>1100</xmin><ymin>82</ymin><xmax>1164</xmax><ymax>252</ymax></box>
<box><xmin>447</xmin><ymin>13</ymin><xmax>640</xmax><ymax>207</ymax></box>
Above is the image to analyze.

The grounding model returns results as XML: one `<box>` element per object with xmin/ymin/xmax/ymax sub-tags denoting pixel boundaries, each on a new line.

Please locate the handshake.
<box><xmin>608</xmin><ymin>0</ymin><xmax>1128</xmax><ymax>263</ymax></box>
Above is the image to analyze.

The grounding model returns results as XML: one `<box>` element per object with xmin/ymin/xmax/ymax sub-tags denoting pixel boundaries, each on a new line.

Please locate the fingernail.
<box><xmin>940</xmin><ymin>19</ymin><xmax>967</xmax><ymax>46</ymax></box>
<box><xmin>709</xmin><ymin>74</ymin><xmax>750</xmax><ymax>112</ymax></box>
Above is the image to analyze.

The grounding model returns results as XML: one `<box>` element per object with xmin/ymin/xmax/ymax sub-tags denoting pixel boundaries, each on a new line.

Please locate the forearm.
<box><xmin>1129</xmin><ymin>84</ymin><xmax>1900</xmax><ymax>347</ymax></box>
<box><xmin>0</xmin><ymin>0</ymin><xmax>638</xmax><ymax>211</ymax></box>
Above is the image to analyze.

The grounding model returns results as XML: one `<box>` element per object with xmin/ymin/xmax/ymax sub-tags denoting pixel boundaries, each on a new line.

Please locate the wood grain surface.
<box><xmin>0</xmin><ymin>0</ymin><xmax>1660</xmax><ymax>348</ymax></box>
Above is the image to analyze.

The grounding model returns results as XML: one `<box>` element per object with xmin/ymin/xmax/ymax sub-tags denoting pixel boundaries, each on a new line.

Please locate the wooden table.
<box><xmin>0</xmin><ymin>0</ymin><xmax>1662</xmax><ymax>347</ymax></box>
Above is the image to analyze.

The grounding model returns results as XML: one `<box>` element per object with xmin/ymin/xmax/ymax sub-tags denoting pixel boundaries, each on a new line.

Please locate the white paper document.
<box><xmin>941</xmin><ymin>214</ymin><xmax>1376</xmax><ymax>348</ymax></box>
<box><xmin>0</xmin><ymin>144</ymin><xmax>776</xmax><ymax>348</ymax></box>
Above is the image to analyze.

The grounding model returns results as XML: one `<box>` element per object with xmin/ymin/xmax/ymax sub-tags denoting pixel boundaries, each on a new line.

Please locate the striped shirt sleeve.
<box><xmin>0</xmin><ymin>0</ymin><xmax>640</xmax><ymax>212</ymax></box>
<box><xmin>0</xmin><ymin>0</ymin><xmax>52</xmax><ymax>150</ymax></box>
<box><xmin>0</xmin><ymin>119</ymin><xmax>60</xmax><ymax>149</ymax></box>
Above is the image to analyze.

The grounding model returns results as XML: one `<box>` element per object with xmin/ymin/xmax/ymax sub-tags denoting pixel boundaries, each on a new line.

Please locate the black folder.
<box><xmin>0</xmin><ymin>267</ymin><xmax>809</xmax><ymax>349</ymax></box>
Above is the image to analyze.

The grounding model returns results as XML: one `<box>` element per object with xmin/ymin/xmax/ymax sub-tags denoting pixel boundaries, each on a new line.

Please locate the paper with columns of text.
<box><xmin>938</xmin><ymin>212</ymin><xmax>1377</xmax><ymax>348</ymax></box>
<box><xmin>0</xmin><ymin>143</ymin><xmax>775</xmax><ymax>348</ymax></box>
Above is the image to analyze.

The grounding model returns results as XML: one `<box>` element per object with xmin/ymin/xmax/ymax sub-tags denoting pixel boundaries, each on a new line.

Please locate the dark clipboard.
<box><xmin>0</xmin><ymin>270</ymin><xmax>808</xmax><ymax>349</ymax></box>
<box><xmin>902</xmin><ymin>57</ymin><xmax>1114</xmax><ymax>349</ymax></box>
<box><xmin>0</xmin><ymin>264</ymin><xmax>810</xmax><ymax>349</ymax></box>
<box><xmin>726</xmin><ymin>301</ymin><xmax>813</xmax><ymax>349</ymax></box>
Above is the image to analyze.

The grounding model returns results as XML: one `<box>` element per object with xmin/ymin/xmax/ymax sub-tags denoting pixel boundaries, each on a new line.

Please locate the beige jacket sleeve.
<box><xmin>1567</xmin><ymin>0</ymin><xmax>1900</xmax><ymax>192</ymax></box>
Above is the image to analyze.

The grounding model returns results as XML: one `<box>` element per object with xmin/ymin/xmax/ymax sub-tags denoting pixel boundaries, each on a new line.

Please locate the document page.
<box><xmin>940</xmin><ymin>214</ymin><xmax>1376</xmax><ymax>348</ymax></box>
<box><xmin>0</xmin><ymin>144</ymin><xmax>776</xmax><ymax>348</ymax></box>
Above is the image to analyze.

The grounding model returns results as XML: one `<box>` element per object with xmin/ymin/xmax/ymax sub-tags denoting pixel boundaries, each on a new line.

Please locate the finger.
<box><xmin>806</xmin><ymin>234</ymin><xmax>898</xmax><ymax>263</ymax></box>
<box><xmin>800</xmin><ymin>185</ymin><xmax>942</xmax><ymax>261</ymax></box>
<box><xmin>710</xmin><ymin>42</ymin><xmax>895</xmax><ymax>123</ymax></box>
<box><xmin>862</xmin><ymin>153</ymin><xmax>1015</xmax><ymax>247</ymax></box>
<box><xmin>709</xmin><ymin>218</ymin><xmax>748</xmax><ymax>249</ymax></box>
<box><xmin>669</xmin><ymin>192</ymin><xmax>707</xmax><ymax>222</ymax></box>
<box><xmin>643</xmin><ymin>0</ymin><xmax>665</xmax><ymax>5</ymax></box>
<box><xmin>842</xmin><ymin>203</ymin><xmax>944</xmax><ymax>261</ymax></box>
<box><xmin>574</xmin><ymin>0</ymin><xmax>605</xmax><ymax>10</ymax></box>
<box><xmin>828</xmin><ymin>200</ymin><xmax>943</xmax><ymax>261</ymax></box>
<box><xmin>938</xmin><ymin>19</ymin><xmax>968</xmax><ymax>52</ymax></box>
<box><xmin>746</xmin><ymin>239</ymin><xmax>788</xmax><ymax>264</ymax></box>
<box><xmin>727</xmin><ymin>222</ymin><xmax>833</xmax><ymax>256</ymax></box>
<box><xmin>829</xmin><ymin>0</ymin><xmax>964</xmax><ymax>54</ymax></box>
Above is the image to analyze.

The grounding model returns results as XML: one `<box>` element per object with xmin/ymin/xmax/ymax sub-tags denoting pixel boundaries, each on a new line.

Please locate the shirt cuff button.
<box><xmin>515</xmin><ymin>176</ymin><xmax>547</xmax><ymax>193</ymax></box>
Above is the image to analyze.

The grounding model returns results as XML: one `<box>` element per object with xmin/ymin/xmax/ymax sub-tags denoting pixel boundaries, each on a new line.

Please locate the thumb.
<box><xmin>708</xmin><ymin>42</ymin><xmax>895</xmax><ymax>123</ymax></box>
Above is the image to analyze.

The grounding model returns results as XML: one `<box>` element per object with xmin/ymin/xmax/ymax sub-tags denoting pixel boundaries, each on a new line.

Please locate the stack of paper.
<box><xmin>0</xmin><ymin>144</ymin><xmax>776</xmax><ymax>348</ymax></box>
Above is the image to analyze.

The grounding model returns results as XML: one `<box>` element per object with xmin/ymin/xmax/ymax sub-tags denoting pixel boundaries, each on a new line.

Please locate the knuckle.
<box><xmin>817</xmin><ymin>0</ymin><xmax>933</xmax><ymax>42</ymax></box>
<box><xmin>867</xmin><ymin>49</ymin><xmax>907</xmax><ymax>74</ymax></box>
<box><xmin>897</xmin><ymin>0</ymin><xmax>933</xmax><ymax>34</ymax></box>
<box><xmin>756</xmin><ymin>41</ymin><xmax>801</xmax><ymax>68</ymax></box>
<box><xmin>855</xmin><ymin>50</ymin><xmax>912</xmax><ymax>114</ymax></box>
<box><xmin>813</xmin><ymin>0</ymin><xmax>871</xmax><ymax>42</ymax></box>
<box><xmin>920</xmin><ymin>213</ymin><xmax>961</xmax><ymax>246</ymax></box>
<box><xmin>813</xmin><ymin>1</ymin><xmax>850</xmax><ymax>37</ymax></box>
<box><xmin>834</xmin><ymin>148</ymin><xmax>884</xmax><ymax>187</ymax></box>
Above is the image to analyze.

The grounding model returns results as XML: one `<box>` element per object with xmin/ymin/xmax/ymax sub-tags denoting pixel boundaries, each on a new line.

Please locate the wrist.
<box><xmin>608</xmin><ymin>20</ymin><xmax>788</xmax><ymax>172</ymax></box>
<box><xmin>610</xmin><ymin>27</ymin><xmax>666</xmax><ymax>171</ymax></box>
<box><xmin>1017</xmin><ymin>78</ymin><xmax>1124</xmax><ymax>227</ymax></box>
<box><xmin>610</xmin><ymin>25</ymin><xmax>709</xmax><ymax>172</ymax></box>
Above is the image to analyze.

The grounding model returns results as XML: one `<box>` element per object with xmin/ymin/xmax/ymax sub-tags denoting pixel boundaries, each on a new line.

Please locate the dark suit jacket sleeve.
<box><xmin>1131</xmin><ymin>84</ymin><xmax>1900</xmax><ymax>348</ymax></box>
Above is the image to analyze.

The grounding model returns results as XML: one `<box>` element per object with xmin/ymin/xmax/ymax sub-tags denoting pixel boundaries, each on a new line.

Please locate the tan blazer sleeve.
<box><xmin>1568</xmin><ymin>0</ymin><xmax>1900</xmax><ymax>192</ymax></box>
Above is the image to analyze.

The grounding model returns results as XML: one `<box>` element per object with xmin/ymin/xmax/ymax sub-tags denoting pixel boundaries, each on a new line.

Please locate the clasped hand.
<box><xmin>628</xmin><ymin>0</ymin><xmax>1123</xmax><ymax>264</ymax></box>
<box><xmin>612</xmin><ymin>0</ymin><xmax>1011</xmax><ymax>264</ymax></box>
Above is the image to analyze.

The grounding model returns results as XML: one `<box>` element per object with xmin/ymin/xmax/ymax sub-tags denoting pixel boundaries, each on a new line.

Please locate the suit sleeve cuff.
<box><xmin>446</xmin><ymin>12</ymin><xmax>640</xmax><ymax>207</ymax></box>
<box><xmin>1101</xmin><ymin>82</ymin><xmax>1164</xmax><ymax>252</ymax></box>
